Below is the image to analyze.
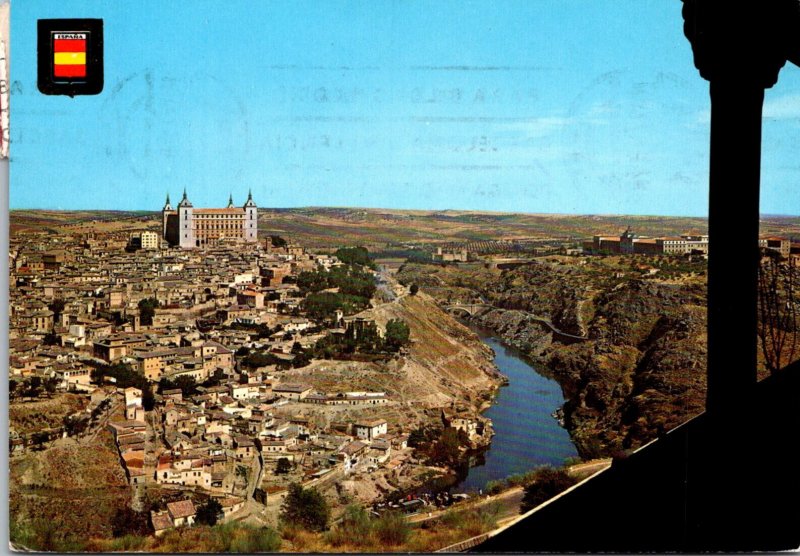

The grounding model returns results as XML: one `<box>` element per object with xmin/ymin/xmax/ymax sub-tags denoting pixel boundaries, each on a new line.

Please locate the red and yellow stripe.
<box><xmin>53</xmin><ymin>38</ymin><xmax>86</xmax><ymax>78</ymax></box>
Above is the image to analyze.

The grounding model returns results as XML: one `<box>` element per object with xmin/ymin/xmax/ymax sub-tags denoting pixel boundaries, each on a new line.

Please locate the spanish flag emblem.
<box><xmin>53</xmin><ymin>33</ymin><xmax>87</xmax><ymax>79</ymax></box>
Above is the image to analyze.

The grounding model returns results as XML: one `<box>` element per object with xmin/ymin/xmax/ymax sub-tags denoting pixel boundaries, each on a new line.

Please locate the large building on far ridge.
<box><xmin>162</xmin><ymin>190</ymin><xmax>258</xmax><ymax>248</ymax></box>
<box><xmin>584</xmin><ymin>227</ymin><xmax>709</xmax><ymax>256</ymax></box>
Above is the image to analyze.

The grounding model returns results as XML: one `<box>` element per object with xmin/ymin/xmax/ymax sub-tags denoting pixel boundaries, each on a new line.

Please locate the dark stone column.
<box><xmin>705</xmin><ymin>80</ymin><xmax>763</xmax><ymax>412</ymax></box>
<box><xmin>682</xmin><ymin>0</ymin><xmax>798</xmax><ymax>414</ymax></box>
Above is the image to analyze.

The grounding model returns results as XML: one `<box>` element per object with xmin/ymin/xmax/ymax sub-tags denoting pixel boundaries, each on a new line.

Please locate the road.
<box><xmin>567</xmin><ymin>459</ymin><xmax>612</xmax><ymax>479</ymax></box>
<box><xmin>409</xmin><ymin>486</ymin><xmax>525</xmax><ymax>526</ymax></box>
<box><xmin>409</xmin><ymin>459</ymin><xmax>611</xmax><ymax>527</ymax></box>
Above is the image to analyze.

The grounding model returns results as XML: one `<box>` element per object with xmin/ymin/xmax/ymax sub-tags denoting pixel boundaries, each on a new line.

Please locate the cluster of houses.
<box><xmin>9</xmin><ymin>219</ymin><xmax>430</xmax><ymax>536</ymax></box>
<box><xmin>99</xmin><ymin>366</ymin><xmax>410</xmax><ymax>526</ymax></box>
<box><xmin>9</xmin><ymin>227</ymin><xmax>339</xmax><ymax>386</ymax></box>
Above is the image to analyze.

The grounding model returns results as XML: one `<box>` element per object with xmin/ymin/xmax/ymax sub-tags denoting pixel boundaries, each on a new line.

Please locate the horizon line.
<box><xmin>7</xmin><ymin>206</ymin><xmax>800</xmax><ymax>219</ymax></box>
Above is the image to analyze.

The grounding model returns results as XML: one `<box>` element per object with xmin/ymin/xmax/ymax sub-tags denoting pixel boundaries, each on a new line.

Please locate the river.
<box><xmin>455</xmin><ymin>326</ymin><xmax>578</xmax><ymax>492</ymax></box>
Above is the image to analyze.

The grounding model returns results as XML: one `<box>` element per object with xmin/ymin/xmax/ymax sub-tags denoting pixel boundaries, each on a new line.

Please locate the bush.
<box><xmin>485</xmin><ymin>479</ymin><xmax>506</xmax><ymax>496</ymax></box>
<box><xmin>341</xmin><ymin>504</ymin><xmax>372</xmax><ymax>539</ymax></box>
<box><xmin>520</xmin><ymin>467</ymin><xmax>577</xmax><ymax>513</ymax></box>
<box><xmin>10</xmin><ymin>518</ymin><xmax>87</xmax><ymax>552</ymax></box>
<box><xmin>111</xmin><ymin>506</ymin><xmax>151</xmax><ymax>537</ymax></box>
<box><xmin>373</xmin><ymin>511</ymin><xmax>410</xmax><ymax>546</ymax></box>
<box><xmin>326</xmin><ymin>505</ymin><xmax>373</xmax><ymax>548</ymax></box>
<box><xmin>228</xmin><ymin>525</ymin><xmax>282</xmax><ymax>553</ymax></box>
<box><xmin>109</xmin><ymin>534</ymin><xmax>147</xmax><ymax>551</ymax></box>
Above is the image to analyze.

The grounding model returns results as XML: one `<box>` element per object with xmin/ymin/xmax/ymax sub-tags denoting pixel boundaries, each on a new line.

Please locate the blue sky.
<box><xmin>9</xmin><ymin>1</ymin><xmax>800</xmax><ymax>215</ymax></box>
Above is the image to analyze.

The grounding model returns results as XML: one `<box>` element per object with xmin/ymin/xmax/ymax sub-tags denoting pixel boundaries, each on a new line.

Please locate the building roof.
<box><xmin>151</xmin><ymin>512</ymin><xmax>173</xmax><ymax>532</ymax></box>
<box><xmin>339</xmin><ymin>440</ymin><xmax>368</xmax><ymax>456</ymax></box>
<box><xmin>355</xmin><ymin>419</ymin><xmax>387</xmax><ymax>428</ymax></box>
<box><xmin>193</xmin><ymin>208</ymin><xmax>245</xmax><ymax>215</ymax></box>
<box><xmin>167</xmin><ymin>499</ymin><xmax>197</xmax><ymax>519</ymax></box>
<box><xmin>274</xmin><ymin>383</ymin><xmax>313</xmax><ymax>393</ymax></box>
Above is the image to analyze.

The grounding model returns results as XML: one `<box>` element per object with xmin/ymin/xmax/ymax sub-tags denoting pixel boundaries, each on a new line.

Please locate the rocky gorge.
<box><xmin>397</xmin><ymin>256</ymin><xmax>710</xmax><ymax>458</ymax></box>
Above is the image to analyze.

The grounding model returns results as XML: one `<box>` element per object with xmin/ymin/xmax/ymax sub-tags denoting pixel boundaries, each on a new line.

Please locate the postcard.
<box><xmin>7</xmin><ymin>1</ymin><xmax>800</xmax><ymax>553</ymax></box>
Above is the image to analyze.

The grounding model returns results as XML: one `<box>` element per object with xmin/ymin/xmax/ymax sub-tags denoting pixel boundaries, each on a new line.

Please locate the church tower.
<box><xmin>243</xmin><ymin>189</ymin><xmax>258</xmax><ymax>243</ymax></box>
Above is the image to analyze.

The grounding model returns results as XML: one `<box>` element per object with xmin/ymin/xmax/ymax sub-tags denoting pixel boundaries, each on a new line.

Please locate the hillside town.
<box><xmin>9</xmin><ymin>195</ymin><xmax>502</xmax><ymax>539</ymax></box>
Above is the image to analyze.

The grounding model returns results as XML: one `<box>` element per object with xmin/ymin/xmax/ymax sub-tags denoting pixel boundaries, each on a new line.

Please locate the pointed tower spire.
<box><xmin>227</xmin><ymin>193</ymin><xmax>234</xmax><ymax>208</ymax></box>
<box><xmin>166</xmin><ymin>193</ymin><xmax>171</xmax><ymax>205</ymax></box>
<box><xmin>244</xmin><ymin>188</ymin><xmax>256</xmax><ymax>208</ymax></box>
<box><xmin>178</xmin><ymin>188</ymin><xmax>193</xmax><ymax>208</ymax></box>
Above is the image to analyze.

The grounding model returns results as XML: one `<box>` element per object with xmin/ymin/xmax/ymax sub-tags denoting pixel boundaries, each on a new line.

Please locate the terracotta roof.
<box><xmin>167</xmin><ymin>499</ymin><xmax>196</xmax><ymax>519</ymax></box>
<box><xmin>151</xmin><ymin>512</ymin><xmax>173</xmax><ymax>532</ymax></box>
<box><xmin>339</xmin><ymin>440</ymin><xmax>368</xmax><ymax>456</ymax></box>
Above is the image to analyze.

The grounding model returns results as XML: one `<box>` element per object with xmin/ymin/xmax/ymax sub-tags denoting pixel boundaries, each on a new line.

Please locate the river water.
<box><xmin>455</xmin><ymin>327</ymin><xmax>578</xmax><ymax>492</ymax></box>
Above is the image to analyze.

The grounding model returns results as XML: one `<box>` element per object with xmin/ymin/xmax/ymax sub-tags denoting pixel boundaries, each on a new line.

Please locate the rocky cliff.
<box><xmin>398</xmin><ymin>257</ymin><xmax>709</xmax><ymax>458</ymax></box>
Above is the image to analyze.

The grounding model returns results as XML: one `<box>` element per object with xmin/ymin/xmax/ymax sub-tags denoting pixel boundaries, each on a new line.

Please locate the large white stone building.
<box><xmin>162</xmin><ymin>190</ymin><xmax>258</xmax><ymax>248</ymax></box>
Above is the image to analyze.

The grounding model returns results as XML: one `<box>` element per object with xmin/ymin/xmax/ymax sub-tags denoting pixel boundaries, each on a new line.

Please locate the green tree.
<box><xmin>302</xmin><ymin>292</ymin><xmax>344</xmax><ymax>322</ymax></box>
<box><xmin>196</xmin><ymin>498</ymin><xmax>223</xmax><ymax>527</ymax></box>
<box><xmin>270</xmin><ymin>235</ymin><xmax>288</xmax><ymax>248</ymax></box>
<box><xmin>407</xmin><ymin>427</ymin><xmax>428</xmax><ymax>448</ymax></box>
<box><xmin>161</xmin><ymin>375</ymin><xmax>199</xmax><ymax>397</ymax></box>
<box><xmin>24</xmin><ymin>376</ymin><xmax>43</xmax><ymax>399</ymax></box>
<box><xmin>43</xmin><ymin>376</ymin><xmax>59</xmax><ymax>396</ymax></box>
<box><xmin>137</xmin><ymin>298</ymin><xmax>159</xmax><ymax>326</ymax></box>
<box><xmin>48</xmin><ymin>299</ymin><xmax>66</xmax><ymax>321</ymax></box>
<box><xmin>280</xmin><ymin>483</ymin><xmax>330</xmax><ymax>532</ymax></box>
<box><xmin>519</xmin><ymin>467</ymin><xmax>577</xmax><ymax>513</ymax></box>
<box><xmin>429</xmin><ymin>428</ymin><xmax>462</xmax><ymax>466</ymax></box>
<box><xmin>384</xmin><ymin>319</ymin><xmax>411</xmax><ymax>351</ymax></box>
<box><xmin>241</xmin><ymin>351</ymin><xmax>278</xmax><ymax>369</ymax></box>
<box><xmin>334</xmin><ymin>246</ymin><xmax>376</xmax><ymax>269</ymax></box>
<box><xmin>42</xmin><ymin>332</ymin><xmax>60</xmax><ymax>346</ymax></box>
<box><xmin>173</xmin><ymin>375</ymin><xmax>199</xmax><ymax>397</ymax></box>
<box><xmin>142</xmin><ymin>385</ymin><xmax>156</xmax><ymax>411</ymax></box>
<box><xmin>297</xmin><ymin>269</ymin><xmax>331</xmax><ymax>295</ymax></box>
<box><xmin>276</xmin><ymin>457</ymin><xmax>293</xmax><ymax>474</ymax></box>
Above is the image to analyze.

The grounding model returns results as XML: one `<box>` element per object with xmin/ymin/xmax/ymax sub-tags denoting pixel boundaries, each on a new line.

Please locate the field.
<box><xmin>12</xmin><ymin>207</ymin><xmax>800</xmax><ymax>251</ymax></box>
